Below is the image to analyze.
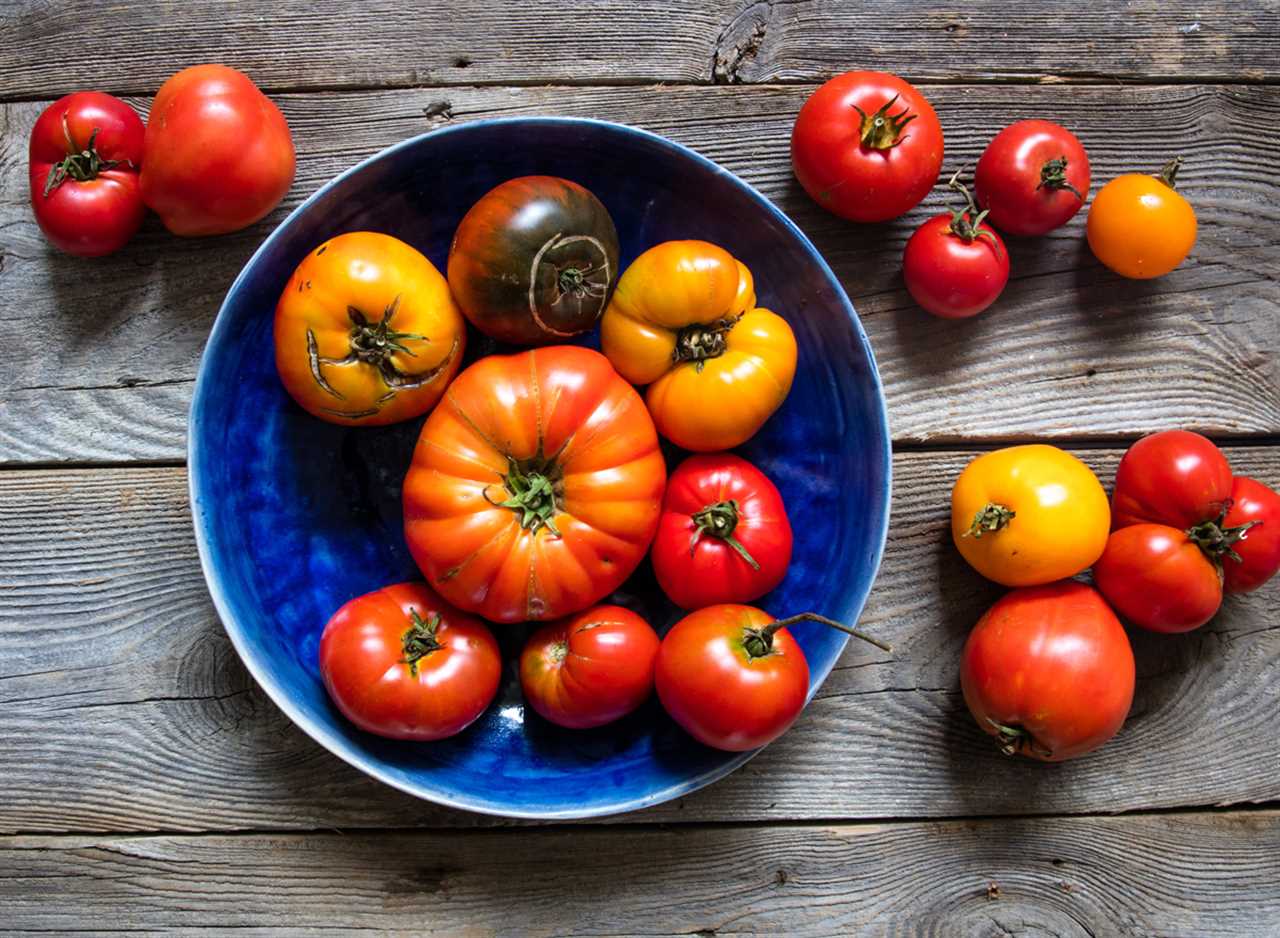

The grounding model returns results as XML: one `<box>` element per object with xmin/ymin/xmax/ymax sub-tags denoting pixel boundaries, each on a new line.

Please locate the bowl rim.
<box><xmin>188</xmin><ymin>115</ymin><xmax>892</xmax><ymax>819</ymax></box>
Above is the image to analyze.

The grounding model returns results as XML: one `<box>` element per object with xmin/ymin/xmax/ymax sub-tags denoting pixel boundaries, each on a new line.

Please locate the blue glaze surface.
<box><xmin>189</xmin><ymin>118</ymin><xmax>891</xmax><ymax>819</ymax></box>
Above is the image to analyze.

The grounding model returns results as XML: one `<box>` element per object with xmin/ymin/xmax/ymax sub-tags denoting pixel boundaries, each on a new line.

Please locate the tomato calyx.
<box><xmin>44</xmin><ymin>116</ymin><xmax>125</xmax><ymax>197</ymax></box>
<box><xmin>487</xmin><ymin>454</ymin><xmax>564</xmax><ymax>537</ymax></box>
<box><xmin>945</xmin><ymin>170</ymin><xmax>1001</xmax><ymax>251</ymax></box>
<box><xmin>1036</xmin><ymin>156</ymin><xmax>1085</xmax><ymax>201</ymax></box>
<box><xmin>963</xmin><ymin>502</ymin><xmax>1016</xmax><ymax>539</ymax></box>
<box><xmin>1186</xmin><ymin>509</ymin><xmax>1259</xmax><ymax>566</ymax></box>
<box><xmin>987</xmin><ymin>718</ymin><xmax>1054</xmax><ymax>759</ymax></box>
<box><xmin>400</xmin><ymin>609</ymin><xmax>445</xmax><ymax>676</ymax></box>
<box><xmin>1157</xmin><ymin>157</ymin><xmax>1183</xmax><ymax>190</ymax></box>
<box><xmin>673</xmin><ymin>316</ymin><xmax>740</xmax><ymax>372</ymax></box>
<box><xmin>851</xmin><ymin>94</ymin><xmax>917</xmax><ymax>150</ymax></box>
<box><xmin>741</xmin><ymin>612</ymin><xmax>892</xmax><ymax>661</ymax></box>
<box><xmin>690</xmin><ymin>499</ymin><xmax>760</xmax><ymax>570</ymax></box>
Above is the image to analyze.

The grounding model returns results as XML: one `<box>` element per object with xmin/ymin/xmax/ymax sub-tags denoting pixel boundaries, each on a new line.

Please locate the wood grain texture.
<box><xmin>2</xmin><ymin>448</ymin><xmax>1277</xmax><ymax>833</ymax></box>
<box><xmin>2</xmin><ymin>83</ymin><xmax>1277</xmax><ymax>463</ymax></box>
<box><xmin>2</xmin><ymin>0</ymin><xmax>1276</xmax><ymax>99</ymax></box>
<box><xmin>3</xmin><ymin>811</ymin><xmax>1279</xmax><ymax>935</ymax></box>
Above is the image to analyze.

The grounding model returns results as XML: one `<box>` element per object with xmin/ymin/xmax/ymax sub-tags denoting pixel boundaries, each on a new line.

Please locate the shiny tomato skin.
<box><xmin>1092</xmin><ymin>524</ymin><xmax>1222</xmax><ymax>633</ymax></box>
<box><xmin>652</xmin><ymin>453</ymin><xmax>792</xmax><ymax>610</ymax></box>
<box><xmin>519</xmin><ymin>605</ymin><xmax>660</xmax><ymax>729</ymax></box>
<box><xmin>448</xmin><ymin>176</ymin><xmax>620</xmax><ymax>345</ymax></box>
<box><xmin>141</xmin><ymin>64</ymin><xmax>294</xmax><ymax>236</ymax></box>
<box><xmin>1112</xmin><ymin>430</ymin><xmax>1233</xmax><ymax>530</ymax></box>
<box><xmin>28</xmin><ymin>92</ymin><xmax>146</xmax><ymax>257</ymax></box>
<box><xmin>974</xmin><ymin>120</ymin><xmax>1091</xmax><ymax>236</ymax></box>
<box><xmin>655</xmin><ymin>604</ymin><xmax>809</xmax><ymax>752</ymax></box>
<box><xmin>960</xmin><ymin>581</ymin><xmax>1135</xmax><ymax>762</ymax></box>
<box><xmin>1087</xmin><ymin>168</ymin><xmax>1195</xmax><ymax>279</ymax></box>
<box><xmin>318</xmin><ymin>582</ymin><xmax>501</xmax><ymax>741</ymax></box>
<box><xmin>791</xmin><ymin>71</ymin><xmax>944</xmax><ymax>223</ymax></box>
<box><xmin>902</xmin><ymin>213</ymin><xmax>1010</xmax><ymax>319</ymax></box>
<box><xmin>1221</xmin><ymin>476</ymin><xmax>1280</xmax><ymax>593</ymax></box>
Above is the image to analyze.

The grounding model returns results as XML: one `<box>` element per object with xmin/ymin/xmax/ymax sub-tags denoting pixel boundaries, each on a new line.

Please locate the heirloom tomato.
<box><xmin>600</xmin><ymin>240</ymin><xmax>796</xmax><ymax>451</ymax></box>
<box><xmin>318</xmin><ymin>582</ymin><xmax>501</xmax><ymax>741</ymax></box>
<box><xmin>519</xmin><ymin>605</ymin><xmax>660</xmax><ymax>729</ymax></box>
<box><xmin>274</xmin><ymin>232</ymin><xmax>466</xmax><ymax>425</ymax></box>
<box><xmin>1092</xmin><ymin>524</ymin><xmax>1222</xmax><ymax>633</ymax></box>
<box><xmin>951</xmin><ymin>444</ymin><xmax>1110</xmax><ymax>587</ymax></box>
<box><xmin>791</xmin><ymin>71</ymin><xmax>944</xmax><ymax>222</ymax></box>
<box><xmin>403</xmin><ymin>346</ymin><xmax>666</xmax><ymax>623</ymax></box>
<box><xmin>655</xmin><ymin>605</ymin><xmax>890</xmax><ymax>752</ymax></box>
<box><xmin>28</xmin><ymin>91</ymin><xmax>146</xmax><ymax>257</ymax></box>
<box><xmin>1111</xmin><ymin>430</ymin><xmax>1232</xmax><ymax>530</ymax></box>
<box><xmin>652</xmin><ymin>453</ymin><xmax>793</xmax><ymax>609</ymax></box>
<box><xmin>961</xmin><ymin>581</ymin><xmax>1135</xmax><ymax>762</ymax></box>
<box><xmin>140</xmin><ymin>64</ymin><xmax>295</xmax><ymax>235</ymax></box>
<box><xmin>1220</xmin><ymin>476</ymin><xmax>1280</xmax><ymax>593</ymax></box>
<box><xmin>974</xmin><ymin>119</ymin><xmax>1090</xmax><ymax>236</ymax></box>
<box><xmin>1087</xmin><ymin>158</ymin><xmax>1195</xmax><ymax>279</ymax></box>
<box><xmin>448</xmin><ymin>175</ymin><xmax>620</xmax><ymax>345</ymax></box>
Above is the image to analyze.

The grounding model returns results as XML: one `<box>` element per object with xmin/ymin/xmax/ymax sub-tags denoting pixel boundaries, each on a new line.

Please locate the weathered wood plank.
<box><xmin>2</xmin><ymin>83</ymin><xmax>1277</xmax><ymax>463</ymax></box>
<box><xmin>2</xmin><ymin>0</ymin><xmax>1276</xmax><ymax>99</ymax></box>
<box><xmin>3</xmin><ymin>811</ymin><xmax>1278</xmax><ymax>935</ymax></box>
<box><xmin>2</xmin><ymin>447</ymin><xmax>1276</xmax><ymax>832</ymax></box>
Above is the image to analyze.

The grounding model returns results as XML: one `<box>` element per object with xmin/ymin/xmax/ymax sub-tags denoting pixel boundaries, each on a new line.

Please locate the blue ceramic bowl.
<box><xmin>190</xmin><ymin>117</ymin><xmax>890</xmax><ymax>819</ymax></box>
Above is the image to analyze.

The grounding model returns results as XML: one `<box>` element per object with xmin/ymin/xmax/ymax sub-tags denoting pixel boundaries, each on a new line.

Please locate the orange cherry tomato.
<box><xmin>1086</xmin><ymin>158</ymin><xmax>1196</xmax><ymax>279</ymax></box>
<box><xmin>402</xmin><ymin>346</ymin><xmax>666</xmax><ymax>623</ymax></box>
<box><xmin>274</xmin><ymin>232</ymin><xmax>466</xmax><ymax>426</ymax></box>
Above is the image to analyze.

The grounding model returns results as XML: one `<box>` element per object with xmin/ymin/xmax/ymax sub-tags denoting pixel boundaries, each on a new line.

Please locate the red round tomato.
<box><xmin>318</xmin><ymin>582</ymin><xmax>500</xmax><ymax>741</ymax></box>
<box><xmin>655</xmin><ymin>606</ymin><xmax>889</xmax><ymax>752</ymax></box>
<box><xmin>140</xmin><ymin>64</ymin><xmax>295</xmax><ymax>236</ymax></box>
<box><xmin>1112</xmin><ymin>430</ymin><xmax>1233</xmax><ymax>530</ymax></box>
<box><xmin>651</xmin><ymin>454</ymin><xmax>793</xmax><ymax>610</ymax></box>
<box><xmin>960</xmin><ymin>581</ymin><xmax>1135</xmax><ymax>762</ymax></box>
<box><xmin>519</xmin><ymin>605</ymin><xmax>659</xmax><ymax>729</ymax></box>
<box><xmin>902</xmin><ymin>207</ymin><xmax>1009</xmax><ymax>319</ymax></box>
<box><xmin>791</xmin><ymin>71</ymin><xmax>943</xmax><ymax>223</ymax></box>
<box><xmin>1092</xmin><ymin>524</ymin><xmax>1222</xmax><ymax>633</ymax></box>
<box><xmin>1220</xmin><ymin>476</ymin><xmax>1280</xmax><ymax>593</ymax></box>
<box><xmin>974</xmin><ymin>119</ymin><xmax>1091</xmax><ymax>236</ymax></box>
<box><xmin>28</xmin><ymin>92</ymin><xmax>146</xmax><ymax>257</ymax></box>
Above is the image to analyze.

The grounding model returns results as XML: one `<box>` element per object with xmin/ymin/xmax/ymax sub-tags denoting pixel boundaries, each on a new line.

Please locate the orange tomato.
<box><xmin>1086</xmin><ymin>158</ymin><xmax>1196</xmax><ymax>279</ymax></box>
<box><xmin>402</xmin><ymin>346</ymin><xmax>667</xmax><ymax>623</ymax></box>
<box><xmin>274</xmin><ymin>232</ymin><xmax>466</xmax><ymax>426</ymax></box>
<box><xmin>600</xmin><ymin>240</ymin><xmax>796</xmax><ymax>451</ymax></box>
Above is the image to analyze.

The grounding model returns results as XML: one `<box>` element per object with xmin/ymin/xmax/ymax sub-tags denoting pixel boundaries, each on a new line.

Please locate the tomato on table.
<box><xmin>448</xmin><ymin>175</ymin><xmax>620</xmax><ymax>345</ymax></box>
<box><xmin>519</xmin><ymin>605</ymin><xmax>660</xmax><ymax>729</ymax></box>
<box><xmin>791</xmin><ymin>71</ymin><xmax>944</xmax><ymax>222</ymax></box>
<box><xmin>1220</xmin><ymin>476</ymin><xmax>1280</xmax><ymax>593</ymax></box>
<box><xmin>1111</xmin><ymin>430</ymin><xmax>1233</xmax><ymax>530</ymax></box>
<box><xmin>28</xmin><ymin>91</ymin><xmax>146</xmax><ymax>257</ymax></box>
<box><xmin>274</xmin><ymin>232</ymin><xmax>466</xmax><ymax>425</ymax></box>
<box><xmin>655</xmin><ymin>605</ymin><xmax>890</xmax><ymax>752</ymax></box>
<box><xmin>403</xmin><ymin>345</ymin><xmax>667</xmax><ymax>623</ymax></box>
<box><xmin>318</xmin><ymin>582</ymin><xmax>501</xmax><ymax>741</ymax></box>
<box><xmin>1087</xmin><ymin>158</ymin><xmax>1195</xmax><ymax>279</ymax></box>
<box><xmin>960</xmin><ymin>581</ymin><xmax>1135</xmax><ymax>762</ymax></box>
<box><xmin>1092</xmin><ymin>524</ymin><xmax>1223</xmax><ymax>633</ymax></box>
<box><xmin>651</xmin><ymin>453</ymin><xmax>793</xmax><ymax>609</ymax></box>
<box><xmin>600</xmin><ymin>240</ymin><xmax>796</xmax><ymax>451</ymax></box>
<box><xmin>141</xmin><ymin>64</ymin><xmax>294</xmax><ymax>235</ymax></box>
<box><xmin>951</xmin><ymin>444</ymin><xmax>1110</xmax><ymax>586</ymax></box>
<box><xmin>974</xmin><ymin>119</ymin><xmax>1090</xmax><ymax>236</ymax></box>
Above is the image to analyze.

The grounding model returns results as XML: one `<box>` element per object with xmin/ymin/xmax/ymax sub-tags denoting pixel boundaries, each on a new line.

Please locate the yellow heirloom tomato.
<box><xmin>600</xmin><ymin>240</ymin><xmax>796</xmax><ymax>451</ymax></box>
<box><xmin>951</xmin><ymin>444</ymin><xmax>1110</xmax><ymax>587</ymax></box>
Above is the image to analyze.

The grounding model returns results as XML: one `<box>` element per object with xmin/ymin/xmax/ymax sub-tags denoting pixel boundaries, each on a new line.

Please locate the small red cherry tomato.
<box><xmin>790</xmin><ymin>71</ymin><xmax>944</xmax><ymax>223</ymax></box>
<box><xmin>519</xmin><ymin>605</ymin><xmax>660</xmax><ymax>729</ymax></box>
<box><xmin>1220</xmin><ymin>476</ymin><xmax>1280</xmax><ymax>593</ymax></box>
<box><xmin>974</xmin><ymin>119</ymin><xmax>1091</xmax><ymax>236</ymax></box>
<box><xmin>1092</xmin><ymin>524</ymin><xmax>1223</xmax><ymax>633</ymax></box>
<box><xmin>318</xmin><ymin>582</ymin><xmax>500</xmax><ymax>741</ymax></box>
<box><xmin>651</xmin><ymin>453</ymin><xmax>793</xmax><ymax>610</ymax></box>
<box><xmin>28</xmin><ymin>91</ymin><xmax>146</xmax><ymax>257</ymax></box>
<box><xmin>655</xmin><ymin>606</ymin><xmax>889</xmax><ymax>752</ymax></box>
<box><xmin>1111</xmin><ymin>430</ymin><xmax>1233</xmax><ymax>530</ymax></box>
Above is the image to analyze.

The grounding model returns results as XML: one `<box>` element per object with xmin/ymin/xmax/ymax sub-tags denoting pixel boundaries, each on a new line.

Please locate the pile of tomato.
<box><xmin>274</xmin><ymin>176</ymin><xmax>890</xmax><ymax>753</ymax></box>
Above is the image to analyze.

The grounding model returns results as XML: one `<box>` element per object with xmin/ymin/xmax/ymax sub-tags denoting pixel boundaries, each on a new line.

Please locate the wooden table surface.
<box><xmin>2</xmin><ymin>2</ymin><xmax>1279</xmax><ymax>935</ymax></box>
